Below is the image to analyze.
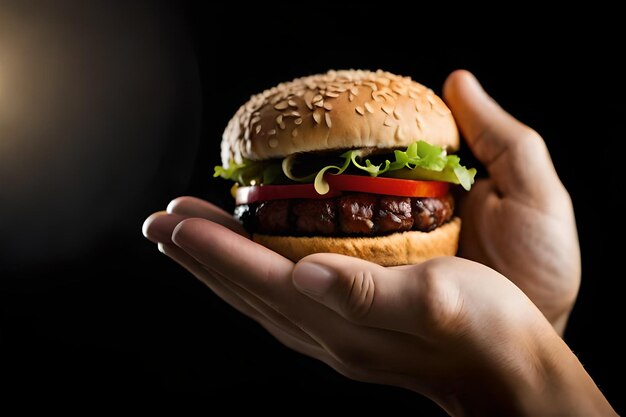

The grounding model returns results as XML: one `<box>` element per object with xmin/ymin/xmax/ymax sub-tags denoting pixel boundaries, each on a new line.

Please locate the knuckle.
<box><xmin>341</xmin><ymin>270</ymin><xmax>376</xmax><ymax>322</ymax></box>
<box><xmin>417</xmin><ymin>259</ymin><xmax>465</xmax><ymax>335</ymax></box>
<box><xmin>517</xmin><ymin>127</ymin><xmax>547</xmax><ymax>154</ymax></box>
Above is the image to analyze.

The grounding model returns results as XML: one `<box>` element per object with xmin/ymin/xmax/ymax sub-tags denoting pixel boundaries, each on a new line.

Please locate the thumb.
<box><xmin>443</xmin><ymin>70</ymin><xmax>561</xmax><ymax>203</ymax></box>
<box><xmin>292</xmin><ymin>253</ymin><xmax>453</xmax><ymax>336</ymax></box>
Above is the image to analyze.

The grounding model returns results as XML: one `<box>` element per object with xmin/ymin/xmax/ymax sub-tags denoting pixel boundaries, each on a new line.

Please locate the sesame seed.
<box><xmin>355</xmin><ymin>106</ymin><xmax>364</xmax><ymax>115</ymax></box>
<box><xmin>382</xmin><ymin>90</ymin><xmax>397</xmax><ymax>101</ymax></box>
<box><xmin>255</xmin><ymin>125</ymin><xmax>262</xmax><ymax>134</ymax></box>
<box><xmin>381</xmin><ymin>105</ymin><xmax>393</xmax><ymax>114</ymax></box>
<box><xmin>314</xmin><ymin>100</ymin><xmax>324</xmax><ymax>108</ymax></box>
<box><xmin>426</xmin><ymin>95</ymin><xmax>435</xmax><ymax>110</ymax></box>
<box><xmin>372</xmin><ymin>91</ymin><xmax>385</xmax><ymax>102</ymax></box>
<box><xmin>313</xmin><ymin>94</ymin><xmax>323</xmax><ymax>103</ymax></box>
<box><xmin>392</xmin><ymin>86</ymin><xmax>405</xmax><ymax>95</ymax></box>
<box><xmin>305</xmin><ymin>94</ymin><xmax>314</xmax><ymax>110</ymax></box>
<box><xmin>395</xmin><ymin>125</ymin><xmax>405</xmax><ymax>141</ymax></box>
<box><xmin>292</xmin><ymin>129</ymin><xmax>298</xmax><ymax>137</ymax></box>
<box><xmin>269</xmin><ymin>138</ymin><xmax>279</xmax><ymax>148</ymax></box>
<box><xmin>288</xmin><ymin>100</ymin><xmax>297</xmax><ymax>107</ymax></box>
<box><xmin>348</xmin><ymin>94</ymin><xmax>355</xmax><ymax>102</ymax></box>
<box><xmin>325</xmin><ymin>91</ymin><xmax>340</xmax><ymax>98</ymax></box>
<box><xmin>364</xmin><ymin>102</ymin><xmax>374</xmax><ymax>113</ymax></box>
<box><xmin>325</xmin><ymin>113</ymin><xmax>332</xmax><ymax>128</ymax></box>
<box><xmin>274</xmin><ymin>101</ymin><xmax>289</xmax><ymax>110</ymax></box>
<box><xmin>324</xmin><ymin>102</ymin><xmax>333</xmax><ymax>110</ymax></box>
<box><xmin>313</xmin><ymin>110</ymin><xmax>322</xmax><ymax>124</ymax></box>
<box><xmin>294</xmin><ymin>118</ymin><xmax>303</xmax><ymax>125</ymax></box>
<box><xmin>364</xmin><ymin>82</ymin><xmax>378</xmax><ymax>91</ymax></box>
<box><xmin>384</xmin><ymin>116</ymin><xmax>396</xmax><ymax>127</ymax></box>
<box><xmin>393</xmin><ymin>107</ymin><xmax>401</xmax><ymax>119</ymax></box>
<box><xmin>350</xmin><ymin>87</ymin><xmax>359</xmax><ymax>96</ymax></box>
<box><xmin>276</xmin><ymin>115</ymin><xmax>283</xmax><ymax>124</ymax></box>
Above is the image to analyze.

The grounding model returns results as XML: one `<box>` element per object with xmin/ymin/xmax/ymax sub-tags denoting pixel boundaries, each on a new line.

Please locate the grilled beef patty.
<box><xmin>234</xmin><ymin>193</ymin><xmax>454</xmax><ymax>236</ymax></box>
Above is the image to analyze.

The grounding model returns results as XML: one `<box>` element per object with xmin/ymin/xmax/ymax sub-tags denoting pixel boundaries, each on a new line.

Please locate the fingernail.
<box><xmin>293</xmin><ymin>262</ymin><xmax>337</xmax><ymax>297</ymax></box>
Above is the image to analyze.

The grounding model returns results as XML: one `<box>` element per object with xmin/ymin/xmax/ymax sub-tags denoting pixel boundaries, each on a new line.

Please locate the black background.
<box><xmin>1</xmin><ymin>2</ymin><xmax>621</xmax><ymax>413</ymax></box>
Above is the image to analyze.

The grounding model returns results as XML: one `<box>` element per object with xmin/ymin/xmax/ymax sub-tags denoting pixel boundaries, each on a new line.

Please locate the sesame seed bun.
<box><xmin>221</xmin><ymin>69</ymin><xmax>459</xmax><ymax>165</ymax></box>
<box><xmin>252</xmin><ymin>217</ymin><xmax>460</xmax><ymax>266</ymax></box>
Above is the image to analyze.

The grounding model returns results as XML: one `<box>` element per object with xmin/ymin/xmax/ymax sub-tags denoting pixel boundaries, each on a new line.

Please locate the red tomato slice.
<box><xmin>326</xmin><ymin>174</ymin><xmax>449</xmax><ymax>198</ymax></box>
<box><xmin>236</xmin><ymin>176</ymin><xmax>449</xmax><ymax>204</ymax></box>
<box><xmin>236</xmin><ymin>184</ymin><xmax>341</xmax><ymax>205</ymax></box>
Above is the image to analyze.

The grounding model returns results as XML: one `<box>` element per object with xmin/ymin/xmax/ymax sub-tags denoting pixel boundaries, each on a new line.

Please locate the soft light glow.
<box><xmin>0</xmin><ymin>1</ymin><xmax>201</xmax><ymax>267</ymax></box>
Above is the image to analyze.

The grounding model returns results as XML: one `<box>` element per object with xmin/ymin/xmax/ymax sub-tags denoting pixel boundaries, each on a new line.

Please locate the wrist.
<box><xmin>432</xmin><ymin>323</ymin><xmax>616</xmax><ymax>417</ymax></box>
<box><xmin>522</xmin><ymin>334</ymin><xmax>618</xmax><ymax>417</ymax></box>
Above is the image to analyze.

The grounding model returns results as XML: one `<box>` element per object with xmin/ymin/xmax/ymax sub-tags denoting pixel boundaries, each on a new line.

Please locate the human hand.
<box><xmin>143</xmin><ymin>200</ymin><xmax>614</xmax><ymax>416</ymax></box>
<box><xmin>443</xmin><ymin>71</ymin><xmax>580</xmax><ymax>334</ymax></box>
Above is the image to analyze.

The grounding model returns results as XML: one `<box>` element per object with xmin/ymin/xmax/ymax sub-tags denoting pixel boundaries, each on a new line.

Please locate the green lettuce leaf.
<box><xmin>213</xmin><ymin>160</ymin><xmax>279</xmax><ymax>186</ymax></box>
<box><xmin>349</xmin><ymin>150</ymin><xmax>391</xmax><ymax>176</ymax></box>
<box><xmin>215</xmin><ymin>140</ymin><xmax>476</xmax><ymax>192</ymax></box>
<box><xmin>383</xmin><ymin>143</ymin><xmax>477</xmax><ymax>191</ymax></box>
<box><xmin>341</xmin><ymin>141</ymin><xmax>476</xmax><ymax>190</ymax></box>
<box><xmin>282</xmin><ymin>152</ymin><xmax>352</xmax><ymax>194</ymax></box>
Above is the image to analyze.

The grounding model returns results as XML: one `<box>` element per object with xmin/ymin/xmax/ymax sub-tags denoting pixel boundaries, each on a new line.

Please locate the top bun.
<box><xmin>221</xmin><ymin>69</ymin><xmax>458</xmax><ymax>166</ymax></box>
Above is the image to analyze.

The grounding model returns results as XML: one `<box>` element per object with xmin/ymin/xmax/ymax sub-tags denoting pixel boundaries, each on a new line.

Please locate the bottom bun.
<box><xmin>253</xmin><ymin>217</ymin><xmax>460</xmax><ymax>266</ymax></box>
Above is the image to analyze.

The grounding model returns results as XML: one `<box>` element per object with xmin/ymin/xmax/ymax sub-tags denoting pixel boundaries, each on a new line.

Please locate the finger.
<box><xmin>158</xmin><ymin>242</ymin><xmax>320</xmax><ymax>349</ymax></box>
<box><xmin>142</xmin><ymin>211</ymin><xmax>188</xmax><ymax>244</ymax></box>
<box><xmin>159</xmin><ymin>242</ymin><xmax>355</xmax><ymax>375</ymax></box>
<box><xmin>292</xmin><ymin>253</ymin><xmax>460</xmax><ymax>337</ymax></box>
<box><xmin>443</xmin><ymin>70</ymin><xmax>562</xmax><ymax>204</ymax></box>
<box><xmin>172</xmin><ymin>218</ymin><xmax>295</xmax><ymax>299</ymax></box>
<box><xmin>159</xmin><ymin>241</ymin><xmax>413</xmax><ymax>386</ymax></box>
<box><xmin>443</xmin><ymin>70</ymin><xmax>529</xmax><ymax>166</ymax></box>
<box><xmin>161</xmin><ymin>228</ymin><xmax>319</xmax><ymax>345</ymax></box>
<box><xmin>167</xmin><ymin>196</ymin><xmax>246</xmax><ymax>236</ymax></box>
<box><xmin>169</xmin><ymin>218</ymin><xmax>433</xmax><ymax>372</ymax></box>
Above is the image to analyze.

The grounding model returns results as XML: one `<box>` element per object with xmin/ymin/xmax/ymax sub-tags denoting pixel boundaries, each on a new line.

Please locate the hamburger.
<box><xmin>215</xmin><ymin>69</ymin><xmax>475</xmax><ymax>266</ymax></box>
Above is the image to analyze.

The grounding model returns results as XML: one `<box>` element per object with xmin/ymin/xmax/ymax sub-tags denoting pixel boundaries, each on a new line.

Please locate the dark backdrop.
<box><xmin>1</xmin><ymin>2</ymin><xmax>620</xmax><ymax>413</ymax></box>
